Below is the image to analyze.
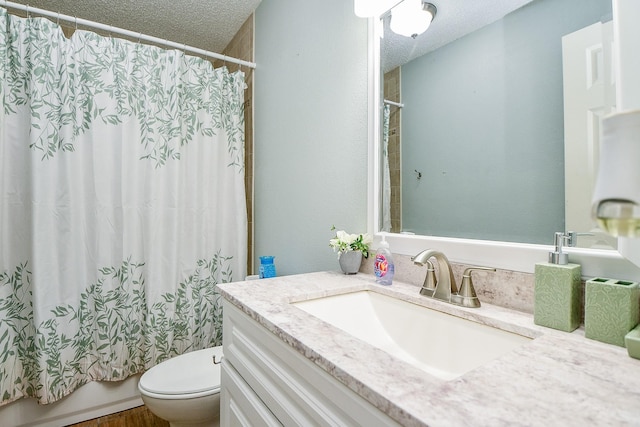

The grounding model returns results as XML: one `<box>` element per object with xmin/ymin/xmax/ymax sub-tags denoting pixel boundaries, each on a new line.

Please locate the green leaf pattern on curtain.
<box><xmin>0</xmin><ymin>8</ymin><xmax>245</xmax><ymax>168</ymax></box>
<box><xmin>0</xmin><ymin>254</ymin><xmax>230</xmax><ymax>404</ymax></box>
<box><xmin>0</xmin><ymin>8</ymin><xmax>247</xmax><ymax>405</ymax></box>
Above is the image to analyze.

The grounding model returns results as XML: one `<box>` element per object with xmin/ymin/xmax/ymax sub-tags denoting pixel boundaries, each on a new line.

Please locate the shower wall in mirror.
<box><xmin>383</xmin><ymin>0</ymin><xmax>613</xmax><ymax>247</ymax></box>
<box><xmin>384</xmin><ymin>68</ymin><xmax>402</xmax><ymax>232</ymax></box>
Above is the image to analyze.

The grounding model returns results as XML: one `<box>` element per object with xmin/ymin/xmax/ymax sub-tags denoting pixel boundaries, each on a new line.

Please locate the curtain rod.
<box><xmin>0</xmin><ymin>0</ymin><xmax>257</xmax><ymax>69</ymax></box>
<box><xmin>384</xmin><ymin>99</ymin><xmax>404</xmax><ymax>108</ymax></box>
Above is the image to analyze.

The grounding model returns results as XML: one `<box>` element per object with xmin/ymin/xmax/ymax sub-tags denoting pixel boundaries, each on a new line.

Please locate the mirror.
<box><xmin>379</xmin><ymin>0</ymin><xmax>614</xmax><ymax>248</ymax></box>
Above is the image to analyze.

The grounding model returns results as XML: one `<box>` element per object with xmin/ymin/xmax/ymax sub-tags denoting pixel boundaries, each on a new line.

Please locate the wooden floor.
<box><xmin>67</xmin><ymin>405</ymin><xmax>169</xmax><ymax>427</ymax></box>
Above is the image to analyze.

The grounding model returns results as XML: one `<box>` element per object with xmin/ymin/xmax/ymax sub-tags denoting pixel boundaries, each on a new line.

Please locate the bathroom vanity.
<box><xmin>220</xmin><ymin>298</ymin><xmax>400</xmax><ymax>426</ymax></box>
<box><xmin>218</xmin><ymin>272</ymin><xmax>640</xmax><ymax>426</ymax></box>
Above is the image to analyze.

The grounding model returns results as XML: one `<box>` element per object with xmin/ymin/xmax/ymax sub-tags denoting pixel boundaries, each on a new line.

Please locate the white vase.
<box><xmin>339</xmin><ymin>251</ymin><xmax>363</xmax><ymax>274</ymax></box>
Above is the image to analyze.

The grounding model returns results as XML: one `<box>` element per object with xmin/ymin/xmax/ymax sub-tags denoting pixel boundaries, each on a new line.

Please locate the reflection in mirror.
<box><xmin>380</xmin><ymin>0</ymin><xmax>613</xmax><ymax>248</ymax></box>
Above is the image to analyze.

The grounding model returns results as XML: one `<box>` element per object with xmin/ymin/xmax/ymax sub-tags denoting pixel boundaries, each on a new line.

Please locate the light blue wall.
<box><xmin>401</xmin><ymin>0</ymin><xmax>611</xmax><ymax>244</ymax></box>
<box><xmin>254</xmin><ymin>0</ymin><xmax>369</xmax><ymax>275</ymax></box>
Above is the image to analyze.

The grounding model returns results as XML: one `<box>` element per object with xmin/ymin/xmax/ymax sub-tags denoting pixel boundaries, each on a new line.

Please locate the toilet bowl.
<box><xmin>138</xmin><ymin>346</ymin><xmax>223</xmax><ymax>427</ymax></box>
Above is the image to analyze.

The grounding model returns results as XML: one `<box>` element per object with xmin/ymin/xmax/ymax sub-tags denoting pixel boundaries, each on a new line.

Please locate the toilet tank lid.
<box><xmin>139</xmin><ymin>346</ymin><xmax>223</xmax><ymax>395</ymax></box>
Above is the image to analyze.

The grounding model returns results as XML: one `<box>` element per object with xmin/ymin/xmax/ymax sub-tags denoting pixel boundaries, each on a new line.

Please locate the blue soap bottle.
<box><xmin>259</xmin><ymin>256</ymin><xmax>276</xmax><ymax>278</ymax></box>
<box><xmin>374</xmin><ymin>235</ymin><xmax>395</xmax><ymax>285</ymax></box>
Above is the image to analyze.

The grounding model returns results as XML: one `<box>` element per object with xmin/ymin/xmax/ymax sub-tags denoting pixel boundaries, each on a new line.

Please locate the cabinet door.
<box><xmin>221</xmin><ymin>359</ymin><xmax>282</xmax><ymax>427</ymax></box>
<box><xmin>222</xmin><ymin>301</ymin><xmax>402</xmax><ymax>427</ymax></box>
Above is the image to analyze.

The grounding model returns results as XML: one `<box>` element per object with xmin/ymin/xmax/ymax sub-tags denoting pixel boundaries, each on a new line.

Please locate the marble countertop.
<box><xmin>218</xmin><ymin>271</ymin><xmax>640</xmax><ymax>426</ymax></box>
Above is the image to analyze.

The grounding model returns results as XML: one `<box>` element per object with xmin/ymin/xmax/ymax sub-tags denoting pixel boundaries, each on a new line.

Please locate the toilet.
<box><xmin>138</xmin><ymin>346</ymin><xmax>224</xmax><ymax>427</ymax></box>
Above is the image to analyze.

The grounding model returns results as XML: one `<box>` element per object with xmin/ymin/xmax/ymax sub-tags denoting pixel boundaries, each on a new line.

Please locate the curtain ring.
<box><xmin>25</xmin><ymin>4</ymin><xmax>29</xmax><ymax>18</ymax></box>
<box><xmin>74</xmin><ymin>16</ymin><xmax>78</xmax><ymax>30</ymax></box>
<box><xmin>56</xmin><ymin>11</ymin><xmax>60</xmax><ymax>25</ymax></box>
<box><xmin>137</xmin><ymin>32</ymin><xmax>142</xmax><ymax>44</ymax></box>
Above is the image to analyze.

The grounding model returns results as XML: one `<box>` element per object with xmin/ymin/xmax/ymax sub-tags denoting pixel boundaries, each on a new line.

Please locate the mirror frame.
<box><xmin>366</xmin><ymin>3</ymin><xmax>640</xmax><ymax>281</ymax></box>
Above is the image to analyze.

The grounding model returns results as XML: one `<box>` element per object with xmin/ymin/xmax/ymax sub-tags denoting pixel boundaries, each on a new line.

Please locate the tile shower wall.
<box><xmin>215</xmin><ymin>14</ymin><xmax>255</xmax><ymax>275</ymax></box>
<box><xmin>384</xmin><ymin>67</ymin><xmax>401</xmax><ymax>233</ymax></box>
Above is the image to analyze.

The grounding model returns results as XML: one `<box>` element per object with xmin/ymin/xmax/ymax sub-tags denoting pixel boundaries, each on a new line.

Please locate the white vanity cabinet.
<box><xmin>220</xmin><ymin>301</ymin><xmax>401</xmax><ymax>427</ymax></box>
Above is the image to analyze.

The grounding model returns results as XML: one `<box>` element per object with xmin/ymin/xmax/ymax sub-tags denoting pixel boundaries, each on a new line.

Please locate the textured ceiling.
<box><xmin>382</xmin><ymin>0</ymin><xmax>535</xmax><ymax>72</ymax></box>
<box><xmin>4</xmin><ymin>0</ymin><xmax>535</xmax><ymax>72</ymax></box>
<box><xmin>4</xmin><ymin>0</ymin><xmax>262</xmax><ymax>54</ymax></box>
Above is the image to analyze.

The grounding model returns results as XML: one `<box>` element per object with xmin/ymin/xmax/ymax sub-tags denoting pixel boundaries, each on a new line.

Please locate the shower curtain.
<box><xmin>0</xmin><ymin>9</ymin><xmax>247</xmax><ymax>405</ymax></box>
<box><xmin>382</xmin><ymin>104</ymin><xmax>392</xmax><ymax>232</ymax></box>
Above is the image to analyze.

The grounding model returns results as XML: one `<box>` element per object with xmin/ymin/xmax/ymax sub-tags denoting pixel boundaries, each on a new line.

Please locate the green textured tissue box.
<box><xmin>534</xmin><ymin>263</ymin><xmax>581</xmax><ymax>332</ymax></box>
<box><xmin>585</xmin><ymin>278</ymin><xmax>639</xmax><ymax>347</ymax></box>
<box><xmin>625</xmin><ymin>324</ymin><xmax>640</xmax><ymax>359</ymax></box>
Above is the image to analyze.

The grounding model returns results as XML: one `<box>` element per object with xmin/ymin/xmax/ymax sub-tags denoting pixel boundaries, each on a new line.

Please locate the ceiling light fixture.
<box><xmin>390</xmin><ymin>0</ymin><xmax>437</xmax><ymax>39</ymax></box>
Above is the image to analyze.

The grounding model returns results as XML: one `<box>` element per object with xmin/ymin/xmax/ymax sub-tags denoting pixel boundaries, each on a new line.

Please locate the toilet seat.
<box><xmin>139</xmin><ymin>346</ymin><xmax>223</xmax><ymax>400</ymax></box>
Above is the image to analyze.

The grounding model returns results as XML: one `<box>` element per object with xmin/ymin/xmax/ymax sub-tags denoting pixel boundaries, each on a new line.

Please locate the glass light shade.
<box><xmin>354</xmin><ymin>0</ymin><xmax>399</xmax><ymax>18</ymax></box>
<box><xmin>390</xmin><ymin>0</ymin><xmax>434</xmax><ymax>38</ymax></box>
<box><xmin>591</xmin><ymin>110</ymin><xmax>640</xmax><ymax>238</ymax></box>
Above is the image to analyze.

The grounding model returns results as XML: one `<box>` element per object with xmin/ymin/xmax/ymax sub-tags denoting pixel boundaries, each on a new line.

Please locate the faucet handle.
<box><xmin>456</xmin><ymin>267</ymin><xmax>496</xmax><ymax>308</ymax></box>
<box><xmin>420</xmin><ymin>260</ymin><xmax>438</xmax><ymax>297</ymax></box>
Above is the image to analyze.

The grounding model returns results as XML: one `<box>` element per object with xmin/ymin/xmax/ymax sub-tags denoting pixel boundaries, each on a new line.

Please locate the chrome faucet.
<box><xmin>412</xmin><ymin>249</ymin><xmax>495</xmax><ymax>308</ymax></box>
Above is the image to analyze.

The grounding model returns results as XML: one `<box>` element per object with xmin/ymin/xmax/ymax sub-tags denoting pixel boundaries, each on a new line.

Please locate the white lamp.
<box><xmin>591</xmin><ymin>110</ymin><xmax>640</xmax><ymax>237</ymax></box>
<box><xmin>390</xmin><ymin>0</ymin><xmax>437</xmax><ymax>39</ymax></box>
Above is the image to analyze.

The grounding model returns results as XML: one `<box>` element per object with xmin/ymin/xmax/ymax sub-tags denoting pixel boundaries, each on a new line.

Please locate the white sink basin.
<box><xmin>293</xmin><ymin>291</ymin><xmax>532</xmax><ymax>380</ymax></box>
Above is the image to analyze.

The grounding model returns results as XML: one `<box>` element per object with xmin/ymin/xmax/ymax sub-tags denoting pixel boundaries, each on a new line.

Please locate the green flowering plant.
<box><xmin>329</xmin><ymin>227</ymin><xmax>372</xmax><ymax>258</ymax></box>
